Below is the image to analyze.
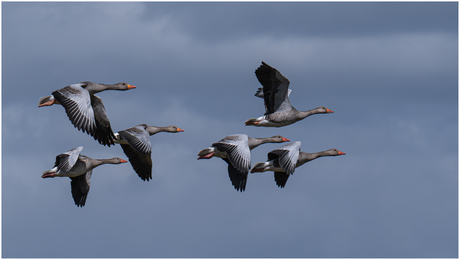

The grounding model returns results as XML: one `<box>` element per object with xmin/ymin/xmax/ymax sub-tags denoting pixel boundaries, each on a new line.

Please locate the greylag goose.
<box><xmin>114</xmin><ymin>124</ymin><xmax>184</xmax><ymax>181</ymax></box>
<box><xmin>38</xmin><ymin>82</ymin><xmax>136</xmax><ymax>146</ymax></box>
<box><xmin>197</xmin><ymin>134</ymin><xmax>290</xmax><ymax>192</ymax></box>
<box><xmin>245</xmin><ymin>62</ymin><xmax>333</xmax><ymax>127</ymax></box>
<box><xmin>251</xmin><ymin>141</ymin><xmax>345</xmax><ymax>188</ymax></box>
<box><xmin>42</xmin><ymin>146</ymin><xmax>128</xmax><ymax>207</ymax></box>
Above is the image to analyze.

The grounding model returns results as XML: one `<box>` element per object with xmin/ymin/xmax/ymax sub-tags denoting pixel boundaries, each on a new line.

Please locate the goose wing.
<box><xmin>118</xmin><ymin>125</ymin><xmax>152</xmax><ymax>181</ymax></box>
<box><xmin>70</xmin><ymin>170</ymin><xmax>92</xmax><ymax>207</ymax></box>
<box><xmin>90</xmin><ymin>95</ymin><xmax>115</xmax><ymax>146</ymax></box>
<box><xmin>55</xmin><ymin>146</ymin><xmax>84</xmax><ymax>176</ymax></box>
<box><xmin>118</xmin><ymin>125</ymin><xmax>152</xmax><ymax>154</ymax></box>
<box><xmin>274</xmin><ymin>172</ymin><xmax>290</xmax><ymax>188</ymax></box>
<box><xmin>223</xmin><ymin>158</ymin><xmax>247</xmax><ymax>192</ymax></box>
<box><xmin>52</xmin><ymin>83</ymin><xmax>96</xmax><ymax>136</ymax></box>
<box><xmin>255</xmin><ymin>61</ymin><xmax>293</xmax><ymax>115</ymax></box>
<box><xmin>254</xmin><ymin>87</ymin><xmax>292</xmax><ymax>99</ymax></box>
<box><xmin>268</xmin><ymin>141</ymin><xmax>301</xmax><ymax>175</ymax></box>
<box><xmin>120</xmin><ymin>143</ymin><xmax>152</xmax><ymax>181</ymax></box>
<box><xmin>52</xmin><ymin>84</ymin><xmax>115</xmax><ymax>146</ymax></box>
<box><xmin>212</xmin><ymin>134</ymin><xmax>251</xmax><ymax>174</ymax></box>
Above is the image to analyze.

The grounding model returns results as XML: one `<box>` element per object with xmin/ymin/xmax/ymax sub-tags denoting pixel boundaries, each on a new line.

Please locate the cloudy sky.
<box><xmin>2</xmin><ymin>1</ymin><xmax>457</xmax><ymax>258</ymax></box>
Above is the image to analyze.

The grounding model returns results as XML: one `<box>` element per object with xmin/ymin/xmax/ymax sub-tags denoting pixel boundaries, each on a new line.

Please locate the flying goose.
<box><xmin>251</xmin><ymin>141</ymin><xmax>345</xmax><ymax>188</ymax></box>
<box><xmin>38</xmin><ymin>81</ymin><xmax>136</xmax><ymax>146</ymax></box>
<box><xmin>197</xmin><ymin>134</ymin><xmax>290</xmax><ymax>192</ymax></box>
<box><xmin>114</xmin><ymin>124</ymin><xmax>185</xmax><ymax>181</ymax></box>
<box><xmin>245</xmin><ymin>62</ymin><xmax>333</xmax><ymax>127</ymax></box>
<box><xmin>42</xmin><ymin>146</ymin><xmax>128</xmax><ymax>207</ymax></box>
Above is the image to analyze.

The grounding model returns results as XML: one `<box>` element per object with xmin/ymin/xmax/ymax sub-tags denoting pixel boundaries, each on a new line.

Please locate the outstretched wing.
<box><xmin>52</xmin><ymin>84</ymin><xmax>97</xmax><ymax>136</ymax></box>
<box><xmin>255</xmin><ymin>61</ymin><xmax>293</xmax><ymax>115</ymax></box>
<box><xmin>70</xmin><ymin>170</ymin><xmax>92</xmax><ymax>207</ymax></box>
<box><xmin>52</xmin><ymin>84</ymin><xmax>115</xmax><ymax>146</ymax></box>
<box><xmin>120</xmin><ymin>143</ymin><xmax>153</xmax><ymax>181</ymax></box>
<box><xmin>118</xmin><ymin>125</ymin><xmax>152</xmax><ymax>154</ymax></box>
<box><xmin>268</xmin><ymin>141</ymin><xmax>301</xmax><ymax>175</ymax></box>
<box><xmin>212</xmin><ymin>134</ymin><xmax>251</xmax><ymax>174</ymax></box>
<box><xmin>274</xmin><ymin>172</ymin><xmax>290</xmax><ymax>188</ymax></box>
<box><xmin>90</xmin><ymin>95</ymin><xmax>115</xmax><ymax>146</ymax></box>
<box><xmin>223</xmin><ymin>158</ymin><xmax>248</xmax><ymax>192</ymax></box>
<box><xmin>55</xmin><ymin>146</ymin><xmax>84</xmax><ymax>176</ymax></box>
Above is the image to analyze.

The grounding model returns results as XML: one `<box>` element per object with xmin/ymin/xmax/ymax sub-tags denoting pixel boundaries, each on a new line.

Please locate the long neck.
<box><xmin>145</xmin><ymin>126</ymin><xmax>166</xmax><ymax>135</ymax></box>
<box><xmin>84</xmin><ymin>82</ymin><xmax>124</xmax><ymax>94</ymax></box>
<box><xmin>90</xmin><ymin>158</ymin><xmax>121</xmax><ymax>168</ymax></box>
<box><xmin>296</xmin><ymin>151</ymin><xmax>320</xmax><ymax>167</ymax></box>
<box><xmin>296</xmin><ymin>150</ymin><xmax>333</xmax><ymax>167</ymax></box>
<box><xmin>248</xmin><ymin>137</ymin><xmax>278</xmax><ymax>150</ymax></box>
<box><xmin>297</xmin><ymin>108</ymin><xmax>323</xmax><ymax>119</ymax></box>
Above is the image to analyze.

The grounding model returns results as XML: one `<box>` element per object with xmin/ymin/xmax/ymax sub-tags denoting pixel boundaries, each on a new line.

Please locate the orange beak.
<box><xmin>120</xmin><ymin>159</ymin><xmax>128</xmax><ymax>163</ymax></box>
<box><xmin>127</xmin><ymin>84</ymin><xmax>136</xmax><ymax>89</ymax></box>
<box><xmin>337</xmin><ymin>150</ymin><xmax>346</xmax><ymax>155</ymax></box>
<box><xmin>282</xmin><ymin>137</ymin><xmax>290</xmax><ymax>142</ymax></box>
<box><xmin>176</xmin><ymin>128</ymin><xmax>185</xmax><ymax>132</ymax></box>
<box><xmin>326</xmin><ymin>108</ymin><xmax>334</xmax><ymax>113</ymax></box>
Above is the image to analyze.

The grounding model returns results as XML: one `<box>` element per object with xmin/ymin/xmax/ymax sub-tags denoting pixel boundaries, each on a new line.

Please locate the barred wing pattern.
<box><xmin>55</xmin><ymin>146</ymin><xmax>84</xmax><ymax>177</ymax></box>
<box><xmin>212</xmin><ymin>135</ymin><xmax>251</xmax><ymax>174</ymax></box>
<box><xmin>118</xmin><ymin>125</ymin><xmax>152</xmax><ymax>154</ymax></box>
<box><xmin>52</xmin><ymin>83</ymin><xmax>115</xmax><ymax>146</ymax></box>
<box><xmin>268</xmin><ymin>141</ymin><xmax>301</xmax><ymax>175</ymax></box>
<box><xmin>118</xmin><ymin>125</ymin><xmax>153</xmax><ymax>181</ymax></box>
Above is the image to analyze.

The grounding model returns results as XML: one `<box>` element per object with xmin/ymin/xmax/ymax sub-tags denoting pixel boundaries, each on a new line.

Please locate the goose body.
<box><xmin>251</xmin><ymin>141</ymin><xmax>345</xmax><ymax>188</ymax></box>
<box><xmin>42</xmin><ymin>146</ymin><xmax>128</xmax><ymax>207</ymax></box>
<box><xmin>38</xmin><ymin>81</ymin><xmax>136</xmax><ymax>146</ymax></box>
<box><xmin>245</xmin><ymin>62</ymin><xmax>333</xmax><ymax>127</ymax></box>
<box><xmin>197</xmin><ymin>134</ymin><xmax>290</xmax><ymax>192</ymax></box>
<box><xmin>114</xmin><ymin>124</ymin><xmax>184</xmax><ymax>181</ymax></box>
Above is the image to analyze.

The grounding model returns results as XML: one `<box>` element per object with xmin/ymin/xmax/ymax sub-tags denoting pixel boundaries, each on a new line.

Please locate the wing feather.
<box><xmin>52</xmin><ymin>84</ymin><xmax>96</xmax><ymax>135</ymax></box>
<box><xmin>118</xmin><ymin>125</ymin><xmax>152</xmax><ymax>154</ymax></box>
<box><xmin>120</xmin><ymin>144</ymin><xmax>152</xmax><ymax>181</ymax></box>
<box><xmin>213</xmin><ymin>134</ymin><xmax>251</xmax><ymax>174</ymax></box>
<box><xmin>268</xmin><ymin>141</ymin><xmax>301</xmax><ymax>175</ymax></box>
<box><xmin>70</xmin><ymin>170</ymin><xmax>92</xmax><ymax>207</ymax></box>
<box><xmin>255</xmin><ymin>62</ymin><xmax>292</xmax><ymax>115</ymax></box>
<box><xmin>55</xmin><ymin>146</ymin><xmax>83</xmax><ymax>176</ymax></box>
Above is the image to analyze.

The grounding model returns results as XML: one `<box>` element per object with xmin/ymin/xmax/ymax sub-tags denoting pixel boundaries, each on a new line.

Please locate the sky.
<box><xmin>1</xmin><ymin>1</ymin><xmax>458</xmax><ymax>258</ymax></box>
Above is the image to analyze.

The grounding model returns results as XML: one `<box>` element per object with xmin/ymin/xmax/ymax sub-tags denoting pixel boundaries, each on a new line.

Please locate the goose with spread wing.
<box><xmin>42</xmin><ymin>146</ymin><xmax>128</xmax><ymax>207</ymax></box>
<box><xmin>245</xmin><ymin>62</ymin><xmax>333</xmax><ymax>127</ymax></box>
<box><xmin>251</xmin><ymin>141</ymin><xmax>345</xmax><ymax>188</ymax></box>
<box><xmin>197</xmin><ymin>134</ymin><xmax>290</xmax><ymax>192</ymax></box>
<box><xmin>38</xmin><ymin>81</ymin><xmax>136</xmax><ymax>146</ymax></box>
<box><xmin>114</xmin><ymin>124</ymin><xmax>184</xmax><ymax>181</ymax></box>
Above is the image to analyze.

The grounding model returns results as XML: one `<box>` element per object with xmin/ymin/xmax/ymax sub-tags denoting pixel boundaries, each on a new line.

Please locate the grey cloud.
<box><xmin>140</xmin><ymin>2</ymin><xmax>457</xmax><ymax>41</ymax></box>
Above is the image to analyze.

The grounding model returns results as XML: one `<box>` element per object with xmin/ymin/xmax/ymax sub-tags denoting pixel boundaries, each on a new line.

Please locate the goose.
<box><xmin>251</xmin><ymin>141</ymin><xmax>345</xmax><ymax>188</ymax></box>
<box><xmin>42</xmin><ymin>146</ymin><xmax>128</xmax><ymax>207</ymax></box>
<box><xmin>114</xmin><ymin>124</ymin><xmax>184</xmax><ymax>181</ymax></box>
<box><xmin>197</xmin><ymin>134</ymin><xmax>290</xmax><ymax>192</ymax></box>
<box><xmin>38</xmin><ymin>81</ymin><xmax>136</xmax><ymax>146</ymax></box>
<box><xmin>245</xmin><ymin>62</ymin><xmax>333</xmax><ymax>127</ymax></box>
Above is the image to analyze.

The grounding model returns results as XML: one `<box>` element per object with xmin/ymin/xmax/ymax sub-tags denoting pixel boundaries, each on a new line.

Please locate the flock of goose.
<box><xmin>39</xmin><ymin>61</ymin><xmax>345</xmax><ymax>207</ymax></box>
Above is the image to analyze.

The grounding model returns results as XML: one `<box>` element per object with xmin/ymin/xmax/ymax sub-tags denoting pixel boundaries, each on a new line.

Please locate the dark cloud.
<box><xmin>140</xmin><ymin>2</ymin><xmax>457</xmax><ymax>41</ymax></box>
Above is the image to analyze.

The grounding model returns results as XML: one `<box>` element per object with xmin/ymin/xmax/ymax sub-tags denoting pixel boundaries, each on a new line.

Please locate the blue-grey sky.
<box><xmin>2</xmin><ymin>1</ymin><xmax>457</xmax><ymax>258</ymax></box>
